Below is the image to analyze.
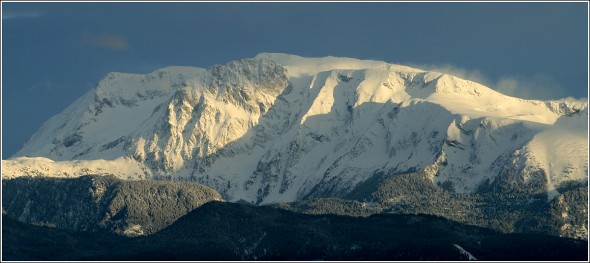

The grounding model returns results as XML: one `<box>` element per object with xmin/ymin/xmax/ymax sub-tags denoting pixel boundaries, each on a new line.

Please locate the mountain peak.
<box><xmin>4</xmin><ymin>54</ymin><xmax>587</xmax><ymax>208</ymax></box>
<box><xmin>255</xmin><ymin>52</ymin><xmax>423</xmax><ymax>77</ymax></box>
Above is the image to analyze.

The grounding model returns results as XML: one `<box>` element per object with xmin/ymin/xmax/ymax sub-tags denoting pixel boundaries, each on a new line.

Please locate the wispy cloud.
<box><xmin>407</xmin><ymin>63</ymin><xmax>493</xmax><ymax>87</ymax></box>
<box><xmin>408</xmin><ymin>63</ymin><xmax>579</xmax><ymax>101</ymax></box>
<box><xmin>494</xmin><ymin>75</ymin><xmax>558</xmax><ymax>100</ymax></box>
<box><xmin>81</xmin><ymin>32</ymin><xmax>132</xmax><ymax>51</ymax></box>
<box><xmin>29</xmin><ymin>80</ymin><xmax>66</xmax><ymax>92</ymax></box>
<box><xmin>2</xmin><ymin>11</ymin><xmax>43</xmax><ymax>20</ymax></box>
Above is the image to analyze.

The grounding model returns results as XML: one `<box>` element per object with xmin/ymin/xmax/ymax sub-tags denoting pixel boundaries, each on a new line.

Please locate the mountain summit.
<box><xmin>4</xmin><ymin>53</ymin><xmax>587</xmax><ymax>207</ymax></box>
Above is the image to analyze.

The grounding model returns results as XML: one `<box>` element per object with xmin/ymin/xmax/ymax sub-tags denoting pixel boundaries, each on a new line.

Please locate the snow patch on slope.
<box><xmin>523</xmin><ymin>127</ymin><xmax>588</xmax><ymax>200</ymax></box>
<box><xmin>2</xmin><ymin>157</ymin><xmax>149</xmax><ymax>180</ymax></box>
<box><xmin>453</xmin><ymin>244</ymin><xmax>477</xmax><ymax>260</ymax></box>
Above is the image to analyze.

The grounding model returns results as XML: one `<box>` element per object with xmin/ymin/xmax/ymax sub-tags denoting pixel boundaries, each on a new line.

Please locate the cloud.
<box><xmin>407</xmin><ymin>63</ymin><xmax>579</xmax><ymax>101</ymax></box>
<box><xmin>553</xmin><ymin>96</ymin><xmax>588</xmax><ymax>104</ymax></box>
<box><xmin>29</xmin><ymin>81</ymin><xmax>66</xmax><ymax>92</ymax></box>
<box><xmin>2</xmin><ymin>11</ymin><xmax>43</xmax><ymax>20</ymax></box>
<box><xmin>407</xmin><ymin>63</ymin><xmax>493</xmax><ymax>87</ymax></box>
<box><xmin>494</xmin><ymin>74</ymin><xmax>569</xmax><ymax>100</ymax></box>
<box><xmin>81</xmin><ymin>32</ymin><xmax>131</xmax><ymax>51</ymax></box>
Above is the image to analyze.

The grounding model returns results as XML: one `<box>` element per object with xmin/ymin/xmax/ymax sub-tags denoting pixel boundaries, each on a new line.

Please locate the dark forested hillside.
<box><xmin>4</xmin><ymin>201</ymin><xmax>586</xmax><ymax>261</ymax></box>
<box><xmin>2</xmin><ymin>175</ymin><xmax>222</xmax><ymax>236</ymax></box>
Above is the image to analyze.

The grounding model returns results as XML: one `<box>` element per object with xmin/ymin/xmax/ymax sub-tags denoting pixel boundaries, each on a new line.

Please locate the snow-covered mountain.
<box><xmin>3</xmin><ymin>53</ymin><xmax>588</xmax><ymax>206</ymax></box>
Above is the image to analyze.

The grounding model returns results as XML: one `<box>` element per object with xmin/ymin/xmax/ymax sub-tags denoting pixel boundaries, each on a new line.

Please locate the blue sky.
<box><xmin>2</xmin><ymin>2</ymin><xmax>588</xmax><ymax>157</ymax></box>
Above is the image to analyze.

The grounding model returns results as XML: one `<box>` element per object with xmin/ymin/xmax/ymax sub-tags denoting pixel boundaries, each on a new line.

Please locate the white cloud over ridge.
<box><xmin>81</xmin><ymin>32</ymin><xmax>132</xmax><ymax>51</ymax></box>
<box><xmin>2</xmin><ymin>11</ymin><xmax>43</xmax><ymax>20</ymax></box>
<box><xmin>408</xmin><ymin>63</ymin><xmax>584</xmax><ymax>101</ymax></box>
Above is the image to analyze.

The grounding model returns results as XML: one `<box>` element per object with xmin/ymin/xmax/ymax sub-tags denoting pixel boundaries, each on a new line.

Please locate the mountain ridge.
<box><xmin>5</xmin><ymin>54</ymin><xmax>586</xmax><ymax>204</ymax></box>
<box><xmin>2</xmin><ymin>53</ymin><xmax>588</xmax><ymax>240</ymax></box>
